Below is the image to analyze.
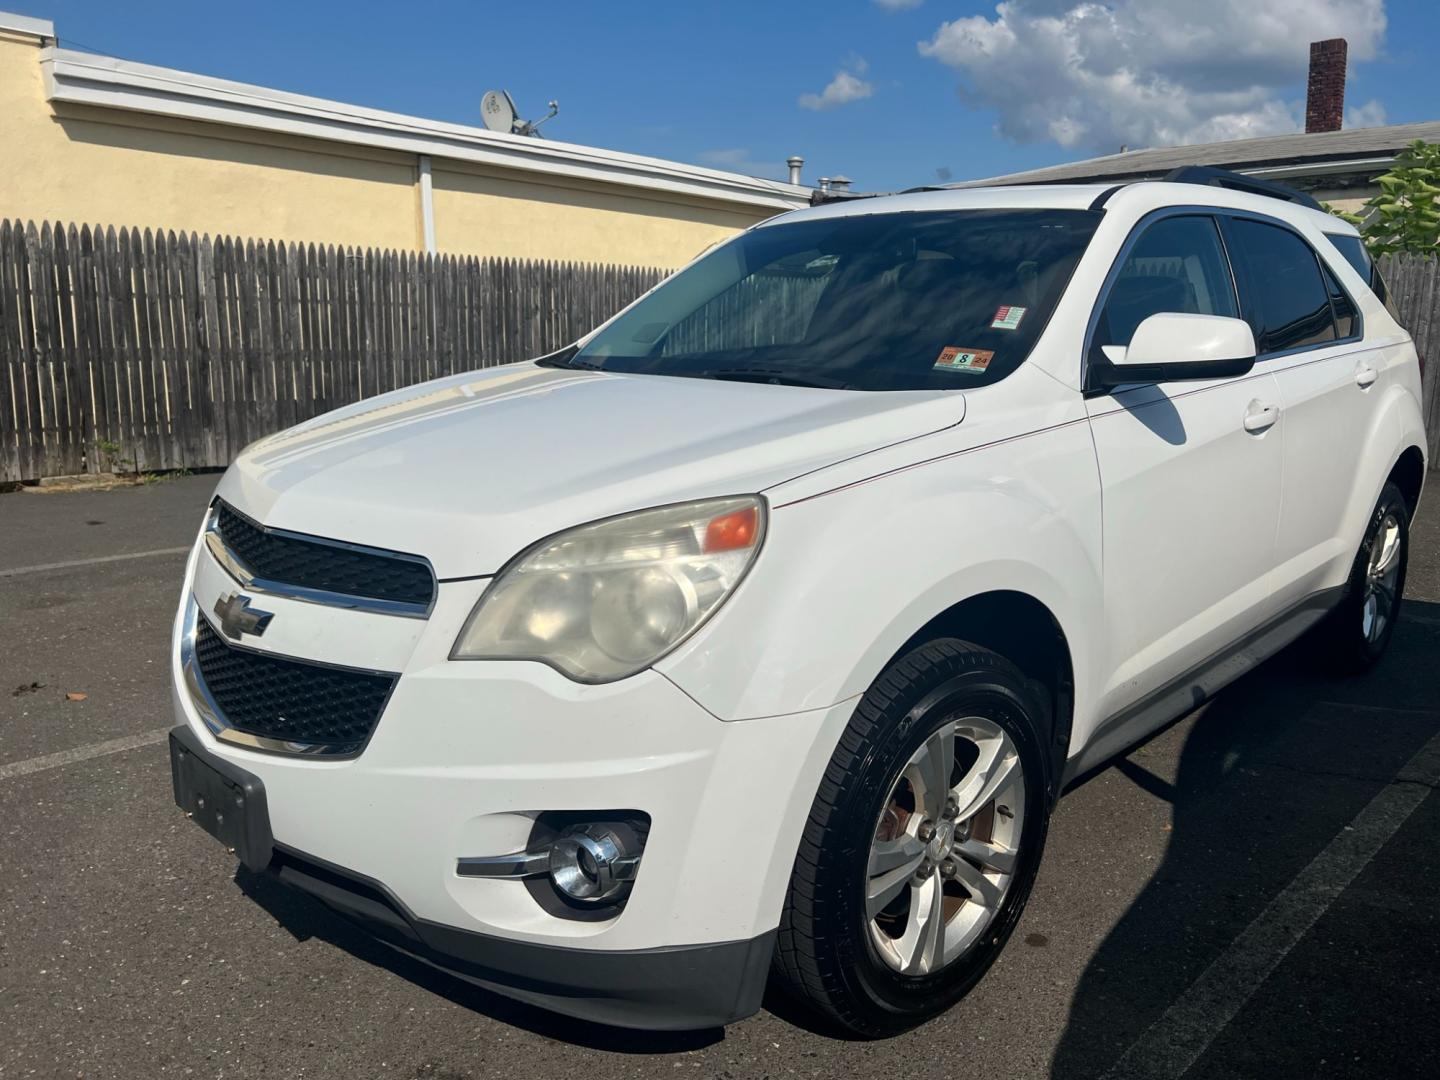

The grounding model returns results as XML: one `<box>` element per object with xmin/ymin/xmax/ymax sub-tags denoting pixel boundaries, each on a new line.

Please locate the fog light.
<box><xmin>455</xmin><ymin>814</ymin><xmax>648</xmax><ymax>916</ymax></box>
<box><xmin>548</xmin><ymin>822</ymin><xmax>643</xmax><ymax>904</ymax></box>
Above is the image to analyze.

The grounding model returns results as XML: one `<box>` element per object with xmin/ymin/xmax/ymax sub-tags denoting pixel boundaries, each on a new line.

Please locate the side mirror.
<box><xmin>1091</xmin><ymin>313</ymin><xmax>1256</xmax><ymax>390</ymax></box>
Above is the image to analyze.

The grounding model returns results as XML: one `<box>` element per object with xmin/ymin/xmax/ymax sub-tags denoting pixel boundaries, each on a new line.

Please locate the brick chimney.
<box><xmin>1305</xmin><ymin>38</ymin><xmax>1347</xmax><ymax>133</ymax></box>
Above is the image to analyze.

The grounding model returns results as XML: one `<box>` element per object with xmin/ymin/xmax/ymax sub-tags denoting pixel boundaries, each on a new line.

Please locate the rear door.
<box><xmin>1220</xmin><ymin>216</ymin><xmax>1375</xmax><ymax>608</ymax></box>
<box><xmin>1084</xmin><ymin>213</ymin><xmax>1284</xmax><ymax>721</ymax></box>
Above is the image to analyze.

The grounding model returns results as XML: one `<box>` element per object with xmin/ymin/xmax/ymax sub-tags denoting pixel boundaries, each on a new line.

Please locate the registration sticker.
<box><xmin>990</xmin><ymin>305</ymin><xmax>1027</xmax><ymax>330</ymax></box>
<box><xmin>934</xmin><ymin>346</ymin><xmax>994</xmax><ymax>374</ymax></box>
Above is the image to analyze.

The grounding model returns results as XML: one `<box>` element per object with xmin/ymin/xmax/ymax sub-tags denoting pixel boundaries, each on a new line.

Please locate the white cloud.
<box><xmin>917</xmin><ymin>1</ymin><xmax>1388</xmax><ymax>153</ymax></box>
<box><xmin>1346</xmin><ymin>98</ymin><xmax>1387</xmax><ymax>128</ymax></box>
<box><xmin>799</xmin><ymin>68</ymin><xmax>875</xmax><ymax>111</ymax></box>
<box><xmin>875</xmin><ymin>0</ymin><xmax>924</xmax><ymax>10</ymax></box>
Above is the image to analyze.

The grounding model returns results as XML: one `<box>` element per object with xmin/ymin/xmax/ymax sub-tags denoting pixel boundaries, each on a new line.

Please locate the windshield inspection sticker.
<box><xmin>934</xmin><ymin>346</ymin><xmax>994</xmax><ymax>374</ymax></box>
<box><xmin>990</xmin><ymin>305</ymin><xmax>1027</xmax><ymax>330</ymax></box>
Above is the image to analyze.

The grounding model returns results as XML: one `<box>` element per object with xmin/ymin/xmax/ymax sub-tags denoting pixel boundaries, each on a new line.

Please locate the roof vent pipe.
<box><xmin>818</xmin><ymin>177</ymin><xmax>831</xmax><ymax>194</ymax></box>
<box><xmin>787</xmin><ymin>155</ymin><xmax>804</xmax><ymax>185</ymax></box>
<box><xmin>829</xmin><ymin>175</ymin><xmax>852</xmax><ymax>194</ymax></box>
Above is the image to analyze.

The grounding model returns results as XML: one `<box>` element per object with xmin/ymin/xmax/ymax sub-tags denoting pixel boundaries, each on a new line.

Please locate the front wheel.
<box><xmin>773</xmin><ymin>640</ymin><xmax>1052</xmax><ymax>1037</ymax></box>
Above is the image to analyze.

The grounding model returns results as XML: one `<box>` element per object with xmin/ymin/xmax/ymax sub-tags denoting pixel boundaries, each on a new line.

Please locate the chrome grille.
<box><xmin>209</xmin><ymin>500</ymin><xmax>435</xmax><ymax>616</ymax></box>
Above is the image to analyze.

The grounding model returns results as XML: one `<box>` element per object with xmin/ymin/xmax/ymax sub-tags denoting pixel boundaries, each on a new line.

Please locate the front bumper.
<box><xmin>171</xmin><ymin>532</ymin><xmax>854</xmax><ymax>1027</ymax></box>
<box><xmin>170</xmin><ymin>723</ymin><xmax>773</xmax><ymax>1029</ymax></box>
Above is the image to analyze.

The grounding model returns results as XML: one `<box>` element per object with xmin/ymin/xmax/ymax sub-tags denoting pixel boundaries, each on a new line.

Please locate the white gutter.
<box><xmin>1241</xmin><ymin>156</ymin><xmax>1397</xmax><ymax>181</ymax></box>
<box><xmin>39</xmin><ymin>47</ymin><xmax>811</xmax><ymax>213</ymax></box>
<box><xmin>0</xmin><ymin>11</ymin><xmax>54</xmax><ymax>40</ymax></box>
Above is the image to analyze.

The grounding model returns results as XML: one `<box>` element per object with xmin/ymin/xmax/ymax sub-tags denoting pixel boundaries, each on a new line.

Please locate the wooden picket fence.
<box><xmin>1377</xmin><ymin>253</ymin><xmax>1440</xmax><ymax>462</ymax></box>
<box><xmin>1</xmin><ymin>219</ymin><xmax>1438</xmax><ymax>483</ymax></box>
<box><xmin>0</xmin><ymin>219</ymin><xmax>667</xmax><ymax>482</ymax></box>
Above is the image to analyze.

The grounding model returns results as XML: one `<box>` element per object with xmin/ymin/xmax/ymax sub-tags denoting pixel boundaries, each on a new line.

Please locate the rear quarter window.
<box><xmin>1323</xmin><ymin>265</ymin><xmax>1359</xmax><ymax>339</ymax></box>
<box><xmin>1325</xmin><ymin>231</ymin><xmax>1404</xmax><ymax>325</ymax></box>
<box><xmin>1327</xmin><ymin>232</ymin><xmax>1372</xmax><ymax>282</ymax></box>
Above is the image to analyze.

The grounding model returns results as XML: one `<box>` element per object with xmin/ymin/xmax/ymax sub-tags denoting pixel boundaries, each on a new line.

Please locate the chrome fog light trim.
<box><xmin>456</xmin><ymin>849</ymin><xmax>553</xmax><ymax>879</ymax></box>
<box><xmin>455</xmin><ymin>820</ymin><xmax>645</xmax><ymax>907</ymax></box>
<box><xmin>547</xmin><ymin>823</ymin><xmax>642</xmax><ymax>904</ymax></box>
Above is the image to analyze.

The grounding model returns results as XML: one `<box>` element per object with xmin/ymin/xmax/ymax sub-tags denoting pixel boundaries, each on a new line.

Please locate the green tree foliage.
<box><xmin>1335</xmin><ymin>139</ymin><xmax>1440</xmax><ymax>256</ymax></box>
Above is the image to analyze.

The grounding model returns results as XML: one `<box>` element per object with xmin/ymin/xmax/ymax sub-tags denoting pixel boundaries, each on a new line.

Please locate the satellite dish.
<box><xmin>480</xmin><ymin>90</ymin><xmax>517</xmax><ymax>134</ymax></box>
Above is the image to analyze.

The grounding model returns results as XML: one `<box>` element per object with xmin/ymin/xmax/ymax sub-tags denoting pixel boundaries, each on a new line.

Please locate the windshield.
<box><xmin>565</xmin><ymin>208</ymin><xmax>1100</xmax><ymax>391</ymax></box>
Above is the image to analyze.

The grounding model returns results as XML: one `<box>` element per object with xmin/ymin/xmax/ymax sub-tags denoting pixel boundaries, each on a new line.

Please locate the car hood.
<box><xmin>215</xmin><ymin>363</ymin><xmax>965</xmax><ymax>577</ymax></box>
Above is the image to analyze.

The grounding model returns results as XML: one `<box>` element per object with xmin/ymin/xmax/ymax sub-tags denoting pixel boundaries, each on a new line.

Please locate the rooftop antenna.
<box><xmin>481</xmin><ymin>89</ymin><xmax>559</xmax><ymax>138</ymax></box>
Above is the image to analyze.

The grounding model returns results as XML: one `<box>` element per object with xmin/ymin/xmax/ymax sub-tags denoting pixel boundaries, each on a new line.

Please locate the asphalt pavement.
<box><xmin>1</xmin><ymin>473</ymin><xmax>1437</xmax><ymax>1080</ymax></box>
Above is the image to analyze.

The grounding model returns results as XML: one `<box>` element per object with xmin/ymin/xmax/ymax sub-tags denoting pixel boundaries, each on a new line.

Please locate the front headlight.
<box><xmin>451</xmin><ymin>496</ymin><xmax>766</xmax><ymax>682</ymax></box>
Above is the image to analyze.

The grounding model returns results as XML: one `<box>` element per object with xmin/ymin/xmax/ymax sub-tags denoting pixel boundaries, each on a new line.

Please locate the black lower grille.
<box><xmin>214</xmin><ymin>501</ymin><xmax>435</xmax><ymax>610</ymax></box>
<box><xmin>194</xmin><ymin>617</ymin><xmax>396</xmax><ymax>752</ymax></box>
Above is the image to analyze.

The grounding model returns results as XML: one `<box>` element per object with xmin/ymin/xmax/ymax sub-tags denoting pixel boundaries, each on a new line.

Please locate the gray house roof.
<box><xmin>954</xmin><ymin>120</ymin><xmax>1440</xmax><ymax>188</ymax></box>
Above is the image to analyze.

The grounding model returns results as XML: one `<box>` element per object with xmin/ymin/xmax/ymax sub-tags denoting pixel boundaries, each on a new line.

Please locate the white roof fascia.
<box><xmin>40</xmin><ymin>47</ymin><xmax>811</xmax><ymax>213</ymax></box>
<box><xmin>0</xmin><ymin>10</ymin><xmax>54</xmax><ymax>39</ymax></box>
<box><xmin>762</xmin><ymin>183</ymin><xmax>1113</xmax><ymax>226</ymax></box>
<box><xmin>1242</xmin><ymin>156</ymin><xmax>1398</xmax><ymax>180</ymax></box>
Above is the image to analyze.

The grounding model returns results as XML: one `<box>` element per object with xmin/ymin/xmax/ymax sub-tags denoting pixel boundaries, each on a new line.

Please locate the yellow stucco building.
<box><xmin>0</xmin><ymin>11</ymin><xmax>809</xmax><ymax>267</ymax></box>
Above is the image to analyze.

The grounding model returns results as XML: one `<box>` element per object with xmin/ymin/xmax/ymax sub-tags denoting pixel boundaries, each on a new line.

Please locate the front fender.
<box><xmin>656</xmin><ymin>416</ymin><xmax>1104</xmax><ymax>731</ymax></box>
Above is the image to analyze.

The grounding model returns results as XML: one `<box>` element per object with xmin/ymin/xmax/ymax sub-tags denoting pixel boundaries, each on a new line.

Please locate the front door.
<box><xmin>1083</xmin><ymin>214</ymin><xmax>1284</xmax><ymax>722</ymax></box>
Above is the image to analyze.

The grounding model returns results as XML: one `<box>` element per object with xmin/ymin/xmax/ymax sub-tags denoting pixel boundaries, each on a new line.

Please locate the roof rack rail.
<box><xmin>1161</xmin><ymin>166</ymin><xmax>1324</xmax><ymax>212</ymax></box>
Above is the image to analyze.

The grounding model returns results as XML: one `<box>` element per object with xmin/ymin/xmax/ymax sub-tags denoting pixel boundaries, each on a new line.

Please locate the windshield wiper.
<box><xmin>534</xmin><ymin>345</ymin><xmax>591</xmax><ymax>369</ymax></box>
<box><xmin>701</xmin><ymin>367</ymin><xmax>856</xmax><ymax>391</ymax></box>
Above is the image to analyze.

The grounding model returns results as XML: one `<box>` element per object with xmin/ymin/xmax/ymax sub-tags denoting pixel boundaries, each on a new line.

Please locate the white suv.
<box><xmin>169</xmin><ymin>170</ymin><xmax>1427</xmax><ymax>1036</ymax></box>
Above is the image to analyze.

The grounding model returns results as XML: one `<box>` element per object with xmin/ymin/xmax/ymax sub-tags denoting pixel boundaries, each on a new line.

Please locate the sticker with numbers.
<box><xmin>934</xmin><ymin>346</ymin><xmax>994</xmax><ymax>374</ymax></box>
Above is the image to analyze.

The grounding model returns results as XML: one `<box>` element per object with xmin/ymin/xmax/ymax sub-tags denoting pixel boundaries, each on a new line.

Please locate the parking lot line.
<box><xmin>0</xmin><ymin>728</ymin><xmax>170</xmax><ymax>781</ymax></box>
<box><xmin>1104</xmin><ymin>725</ymin><xmax>1440</xmax><ymax>1080</ymax></box>
<box><xmin>0</xmin><ymin>546</ymin><xmax>191</xmax><ymax>579</ymax></box>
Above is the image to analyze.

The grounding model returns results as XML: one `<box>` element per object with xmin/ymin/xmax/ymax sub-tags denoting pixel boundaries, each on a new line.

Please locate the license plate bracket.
<box><xmin>169</xmin><ymin>726</ymin><xmax>273</xmax><ymax>872</ymax></box>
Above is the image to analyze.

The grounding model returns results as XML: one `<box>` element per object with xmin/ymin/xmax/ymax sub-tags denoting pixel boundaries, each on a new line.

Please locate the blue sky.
<box><xmin>28</xmin><ymin>1</ymin><xmax>1440</xmax><ymax>191</ymax></box>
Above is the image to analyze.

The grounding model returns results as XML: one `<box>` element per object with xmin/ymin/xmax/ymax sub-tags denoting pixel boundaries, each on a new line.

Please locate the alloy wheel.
<box><xmin>865</xmin><ymin>715</ymin><xmax>1026</xmax><ymax>976</ymax></box>
<box><xmin>1362</xmin><ymin>511</ymin><xmax>1403</xmax><ymax>645</ymax></box>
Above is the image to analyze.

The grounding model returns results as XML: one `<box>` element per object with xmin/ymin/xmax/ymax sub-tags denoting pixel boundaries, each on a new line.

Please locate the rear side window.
<box><xmin>1091</xmin><ymin>215</ymin><xmax>1238</xmax><ymax>360</ymax></box>
<box><xmin>1326</xmin><ymin>231</ymin><xmax>1404</xmax><ymax>325</ymax></box>
<box><xmin>1226</xmin><ymin>218</ymin><xmax>1336</xmax><ymax>354</ymax></box>
<box><xmin>1327</xmin><ymin>233</ymin><xmax>1371</xmax><ymax>281</ymax></box>
<box><xmin>1324</xmin><ymin>266</ymin><xmax>1358</xmax><ymax>339</ymax></box>
<box><xmin>1373</xmin><ymin>264</ymin><xmax>1404</xmax><ymax>324</ymax></box>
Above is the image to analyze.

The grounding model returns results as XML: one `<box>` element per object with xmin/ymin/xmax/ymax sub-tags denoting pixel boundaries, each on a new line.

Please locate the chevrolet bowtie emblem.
<box><xmin>214</xmin><ymin>592</ymin><xmax>273</xmax><ymax>640</ymax></box>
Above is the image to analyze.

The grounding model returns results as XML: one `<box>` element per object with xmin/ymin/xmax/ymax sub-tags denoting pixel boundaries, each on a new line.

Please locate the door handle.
<box><xmin>1242</xmin><ymin>400</ymin><xmax>1280</xmax><ymax>434</ymax></box>
<box><xmin>1355</xmin><ymin>364</ymin><xmax>1379</xmax><ymax>388</ymax></box>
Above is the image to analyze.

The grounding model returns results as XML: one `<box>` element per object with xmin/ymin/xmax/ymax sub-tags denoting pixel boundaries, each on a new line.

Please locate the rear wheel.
<box><xmin>774</xmin><ymin>639</ymin><xmax>1051</xmax><ymax>1037</ymax></box>
<box><xmin>1314</xmin><ymin>481</ymin><xmax>1409</xmax><ymax>672</ymax></box>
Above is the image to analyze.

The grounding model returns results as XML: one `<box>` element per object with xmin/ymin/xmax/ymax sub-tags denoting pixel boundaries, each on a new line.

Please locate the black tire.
<box><xmin>1313</xmin><ymin>481</ymin><xmax>1410</xmax><ymax>673</ymax></box>
<box><xmin>773</xmin><ymin>639</ymin><xmax>1053</xmax><ymax>1038</ymax></box>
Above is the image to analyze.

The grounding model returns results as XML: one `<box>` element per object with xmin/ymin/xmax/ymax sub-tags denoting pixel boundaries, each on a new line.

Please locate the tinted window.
<box><xmin>1373</xmin><ymin>264</ymin><xmax>1404</xmax><ymax>323</ymax></box>
<box><xmin>1327</xmin><ymin>233</ymin><xmax>1371</xmax><ymax>281</ymax></box>
<box><xmin>1228</xmin><ymin>219</ymin><xmax>1336</xmax><ymax>353</ymax></box>
<box><xmin>1325</xmin><ymin>231</ymin><xmax>1402</xmax><ymax>324</ymax></box>
<box><xmin>1091</xmin><ymin>216</ymin><xmax>1237</xmax><ymax>360</ymax></box>
<box><xmin>571</xmin><ymin>209</ymin><xmax>1101</xmax><ymax>391</ymax></box>
<box><xmin>1324</xmin><ymin>266</ymin><xmax>1358</xmax><ymax>338</ymax></box>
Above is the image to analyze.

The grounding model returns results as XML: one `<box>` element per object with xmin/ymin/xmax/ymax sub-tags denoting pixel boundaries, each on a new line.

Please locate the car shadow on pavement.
<box><xmin>233</xmin><ymin>866</ymin><xmax>724</xmax><ymax>1054</ymax></box>
<box><xmin>230</xmin><ymin>602</ymin><xmax>1440</xmax><ymax>1065</ymax></box>
<box><xmin>1049</xmin><ymin>601</ymin><xmax>1440</xmax><ymax>1079</ymax></box>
